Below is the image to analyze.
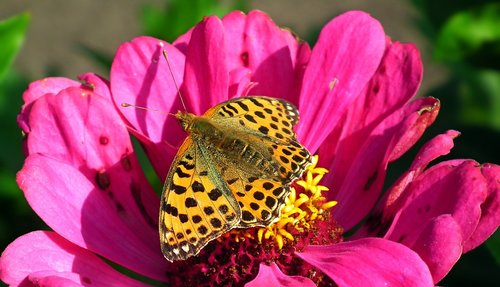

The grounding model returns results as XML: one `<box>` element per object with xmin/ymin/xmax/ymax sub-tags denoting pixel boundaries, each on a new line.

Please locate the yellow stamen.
<box><xmin>321</xmin><ymin>201</ymin><xmax>338</xmax><ymax>210</ymax></box>
<box><xmin>276</xmin><ymin>234</ymin><xmax>284</xmax><ymax>249</ymax></box>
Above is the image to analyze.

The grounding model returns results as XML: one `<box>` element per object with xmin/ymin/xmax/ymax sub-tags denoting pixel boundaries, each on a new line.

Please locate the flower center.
<box><xmin>166</xmin><ymin>155</ymin><xmax>342</xmax><ymax>286</ymax></box>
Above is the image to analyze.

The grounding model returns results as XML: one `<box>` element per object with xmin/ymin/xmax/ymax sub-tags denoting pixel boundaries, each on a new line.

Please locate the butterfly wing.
<box><xmin>205</xmin><ymin>96</ymin><xmax>300</xmax><ymax>135</ymax></box>
<box><xmin>203</xmin><ymin>96</ymin><xmax>312</xmax><ymax>227</ymax></box>
<box><xmin>159</xmin><ymin>137</ymin><xmax>241</xmax><ymax>262</ymax></box>
<box><xmin>234</xmin><ymin>178</ymin><xmax>291</xmax><ymax>228</ymax></box>
<box><xmin>206</xmin><ymin>96</ymin><xmax>312</xmax><ymax>183</ymax></box>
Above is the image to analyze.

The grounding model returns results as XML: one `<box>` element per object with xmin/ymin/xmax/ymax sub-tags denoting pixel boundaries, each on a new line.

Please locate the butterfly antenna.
<box><xmin>162</xmin><ymin>49</ymin><xmax>188</xmax><ymax>112</ymax></box>
<box><xmin>121</xmin><ymin>103</ymin><xmax>175</xmax><ymax>116</ymax></box>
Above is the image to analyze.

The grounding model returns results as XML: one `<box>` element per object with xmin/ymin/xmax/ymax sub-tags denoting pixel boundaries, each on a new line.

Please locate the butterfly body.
<box><xmin>160</xmin><ymin>96</ymin><xmax>312</xmax><ymax>262</ymax></box>
<box><xmin>176</xmin><ymin>111</ymin><xmax>281</xmax><ymax>180</ymax></box>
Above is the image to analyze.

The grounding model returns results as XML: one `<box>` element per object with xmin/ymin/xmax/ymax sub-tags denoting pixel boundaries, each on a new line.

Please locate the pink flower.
<box><xmin>2</xmin><ymin>10</ymin><xmax>499</xmax><ymax>287</ymax></box>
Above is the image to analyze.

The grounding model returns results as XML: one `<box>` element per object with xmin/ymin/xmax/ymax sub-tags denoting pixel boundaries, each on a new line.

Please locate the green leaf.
<box><xmin>140</xmin><ymin>0</ymin><xmax>247</xmax><ymax>42</ymax></box>
<box><xmin>0</xmin><ymin>12</ymin><xmax>30</xmax><ymax>82</ymax></box>
<box><xmin>434</xmin><ymin>3</ymin><xmax>500</xmax><ymax>67</ymax></box>
<box><xmin>0</xmin><ymin>71</ymin><xmax>28</xmax><ymax>212</ymax></box>
<box><xmin>410</xmin><ymin>0</ymin><xmax>496</xmax><ymax>29</ymax></box>
<box><xmin>456</xmin><ymin>68</ymin><xmax>500</xmax><ymax>130</ymax></box>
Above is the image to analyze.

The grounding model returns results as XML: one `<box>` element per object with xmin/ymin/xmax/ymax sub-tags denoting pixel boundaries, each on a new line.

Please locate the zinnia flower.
<box><xmin>2</xmin><ymin>10</ymin><xmax>499</xmax><ymax>287</ymax></box>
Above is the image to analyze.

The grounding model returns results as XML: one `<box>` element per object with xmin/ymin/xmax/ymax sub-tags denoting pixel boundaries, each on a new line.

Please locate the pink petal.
<box><xmin>355</xmin><ymin>130</ymin><xmax>460</xmax><ymax>238</ymax></box>
<box><xmin>331</xmin><ymin>97</ymin><xmax>440</xmax><ymax>230</ymax></box>
<box><xmin>403</xmin><ymin>215</ymin><xmax>463</xmax><ymax>283</ymax></box>
<box><xmin>387</xmin><ymin>98</ymin><xmax>441</xmax><ymax>164</ymax></box>
<box><xmin>18</xmin><ymin>88</ymin><xmax>167</xmax><ymax>280</ymax></box>
<box><xmin>297</xmin><ymin>11</ymin><xmax>386</xmax><ymax>152</ymax></box>
<box><xmin>319</xmin><ymin>41</ymin><xmax>423</xmax><ymax>181</ymax></box>
<box><xmin>384</xmin><ymin>160</ymin><xmax>490</xmax><ymax>280</ymax></box>
<box><xmin>21</xmin><ymin>77</ymin><xmax>80</xmax><ymax>108</ymax></box>
<box><xmin>78</xmin><ymin>72</ymin><xmax>112</xmax><ymax>102</ymax></box>
<box><xmin>228</xmin><ymin>67</ymin><xmax>252</xmax><ymax>99</ymax></box>
<box><xmin>245</xmin><ymin>262</ymin><xmax>315</xmax><ymax>287</ymax></box>
<box><xmin>0</xmin><ymin>231</ymin><xmax>151</xmax><ymax>287</ymax></box>
<box><xmin>222</xmin><ymin>10</ymin><xmax>306</xmax><ymax>103</ymax></box>
<box><xmin>292</xmin><ymin>43</ymin><xmax>312</xmax><ymax>100</ymax></box>
<box><xmin>401</xmin><ymin>130</ymin><xmax>460</xmax><ymax>173</ymax></box>
<box><xmin>180</xmin><ymin>15</ymin><xmax>229</xmax><ymax>114</ymax></box>
<box><xmin>219</xmin><ymin>10</ymin><xmax>246</xmax><ymax>68</ymax></box>
<box><xmin>18</xmin><ymin>77</ymin><xmax>80</xmax><ymax>133</ymax></box>
<box><xmin>463</xmin><ymin>163</ymin><xmax>500</xmax><ymax>252</ymax></box>
<box><xmin>172</xmin><ymin>25</ymin><xmax>192</xmax><ymax>54</ymax></box>
<box><xmin>296</xmin><ymin>238</ymin><xmax>433</xmax><ymax>287</ymax></box>
<box><xmin>384</xmin><ymin>160</ymin><xmax>487</xmax><ymax>245</ymax></box>
<box><xmin>29</xmin><ymin>274</ymin><xmax>83</xmax><ymax>287</ymax></box>
<box><xmin>110</xmin><ymin>36</ymin><xmax>186</xmax><ymax>180</ymax></box>
<box><xmin>18</xmin><ymin>155</ymin><xmax>167</xmax><ymax>281</ymax></box>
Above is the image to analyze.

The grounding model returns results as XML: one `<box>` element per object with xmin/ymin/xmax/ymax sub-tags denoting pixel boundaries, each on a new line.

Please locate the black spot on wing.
<box><xmin>254</xmin><ymin>111</ymin><xmax>265</xmax><ymax>119</ymax></box>
<box><xmin>210</xmin><ymin>218</ymin><xmax>222</xmax><ymax>228</ymax></box>
<box><xmin>250</xmin><ymin>202</ymin><xmax>259</xmax><ymax>210</ymax></box>
<box><xmin>172</xmin><ymin>184</ymin><xmax>187</xmax><ymax>195</ymax></box>
<box><xmin>235</xmin><ymin>100</ymin><xmax>249</xmax><ymax>111</ymax></box>
<box><xmin>226</xmin><ymin>103</ymin><xmax>239</xmax><ymax>114</ymax></box>
<box><xmin>244</xmin><ymin>114</ymin><xmax>257</xmax><ymax>124</ymax></box>
<box><xmin>192</xmin><ymin>181</ymin><xmax>205</xmax><ymax>192</ymax></box>
<box><xmin>175</xmin><ymin>167</ymin><xmax>190</xmax><ymax>178</ymax></box>
<box><xmin>253</xmin><ymin>191</ymin><xmax>264</xmax><ymax>200</ymax></box>
<box><xmin>249</xmin><ymin>98</ymin><xmax>264</xmax><ymax>107</ymax></box>
<box><xmin>179</xmin><ymin>160</ymin><xmax>195</xmax><ymax>170</ymax></box>
<box><xmin>242</xmin><ymin>210</ymin><xmax>255</xmax><ymax>222</ymax></box>
<box><xmin>208</xmin><ymin>188</ymin><xmax>223</xmax><ymax>201</ymax></box>
<box><xmin>179</xmin><ymin>214</ymin><xmax>189</xmax><ymax>223</ymax></box>
<box><xmin>185</xmin><ymin>197</ymin><xmax>198</xmax><ymax>208</ymax></box>
<box><xmin>219</xmin><ymin>204</ymin><xmax>229</xmax><ymax>214</ymax></box>
<box><xmin>259</xmin><ymin>126</ymin><xmax>269</xmax><ymax>135</ymax></box>
<box><xmin>221</xmin><ymin>105</ymin><xmax>235</xmax><ymax>117</ymax></box>
<box><xmin>204</xmin><ymin>206</ymin><xmax>214</xmax><ymax>215</ymax></box>
<box><xmin>198</xmin><ymin>225</ymin><xmax>208</xmax><ymax>235</ymax></box>
<box><xmin>261</xmin><ymin>210</ymin><xmax>271</xmax><ymax>220</ymax></box>
<box><xmin>192</xmin><ymin>215</ymin><xmax>202</xmax><ymax>223</ymax></box>
<box><xmin>262</xmin><ymin>182</ymin><xmax>274</xmax><ymax>190</ymax></box>
<box><xmin>265</xmin><ymin>196</ymin><xmax>276</xmax><ymax>209</ymax></box>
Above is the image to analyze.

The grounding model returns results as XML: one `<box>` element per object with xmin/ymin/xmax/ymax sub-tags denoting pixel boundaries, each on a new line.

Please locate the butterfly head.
<box><xmin>175</xmin><ymin>111</ymin><xmax>196</xmax><ymax>131</ymax></box>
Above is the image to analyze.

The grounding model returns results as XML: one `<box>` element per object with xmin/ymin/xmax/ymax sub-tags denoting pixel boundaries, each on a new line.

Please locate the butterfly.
<box><xmin>159</xmin><ymin>96</ymin><xmax>312</xmax><ymax>262</ymax></box>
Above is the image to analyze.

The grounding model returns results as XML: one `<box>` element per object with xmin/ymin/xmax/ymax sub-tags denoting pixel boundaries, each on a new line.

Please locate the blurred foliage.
<box><xmin>0</xmin><ymin>1</ymin><xmax>499</xmax><ymax>286</ymax></box>
<box><xmin>80</xmin><ymin>0</ymin><xmax>247</xmax><ymax>85</ymax></box>
<box><xmin>0</xmin><ymin>13</ymin><xmax>29</xmax><ymax>82</ymax></box>
<box><xmin>433</xmin><ymin>3</ymin><xmax>500</xmax><ymax>67</ymax></box>
<box><xmin>412</xmin><ymin>0</ymin><xmax>500</xmax><ymax>131</ymax></box>
<box><xmin>487</xmin><ymin>231</ymin><xmax>500</xmax><ymax>265</ymax></box>
<box><xmin>0</xmin><ymin>13</ymin><xmax>47</xmax><ymax>257</ymax></box>
<box><xmin>408</xmin><ymin>0</ymin><xmax>500</xmax><ymax>285</ymax></box>
<box><xmin>77</xmin><ymin>44</ymin><xmax>114</xmax><ymax>75</ymax></box>
<box><xmin>140</xmin><ymin>0</ymin><xmax>246</xmax><ymax>42</ymax></box>
<box><xmin>433</xmin><ymin>3</ymin><xmax>500</xmax><ymax>130</ymax></box>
